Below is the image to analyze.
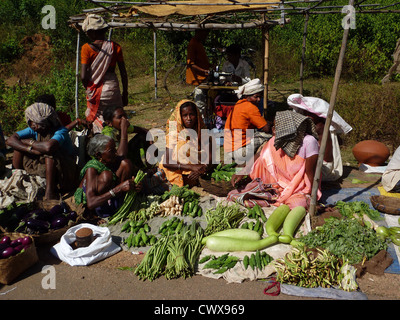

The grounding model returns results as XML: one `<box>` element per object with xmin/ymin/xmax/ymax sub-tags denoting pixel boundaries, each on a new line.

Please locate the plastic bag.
<box><xmin>51</xmin><ymin>223</ymin><xmax>121</xmax><ymax>266</ymax></box>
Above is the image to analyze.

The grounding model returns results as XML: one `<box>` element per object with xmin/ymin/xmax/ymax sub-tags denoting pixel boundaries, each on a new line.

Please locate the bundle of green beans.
<box><xmin>204</xmin><ymin>203</ymin><xmax>244</xmax><ymax>236</ymax></box>
<box><xmin>108</xmin><ymin>170</ymin><xmax>147</xmax><ymax>225</ymax></box>
<box><xmin>135</xmin><ymin>222</ymin><xmax>204</xmax><ymax>281</ymax></box>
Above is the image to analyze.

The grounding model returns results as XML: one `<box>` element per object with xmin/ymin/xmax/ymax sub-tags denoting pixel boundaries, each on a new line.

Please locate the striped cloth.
<box><xmin>274</xmin><ymin>110</ymin><xmax>319</xmax><ymax>158</ymax></box>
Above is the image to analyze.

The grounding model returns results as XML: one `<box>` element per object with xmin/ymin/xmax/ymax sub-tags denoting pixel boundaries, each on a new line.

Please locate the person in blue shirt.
<box><xmin>6</xmin><ymin>102</ymin><xmax>78</xmax><ymax>200</ymax></box>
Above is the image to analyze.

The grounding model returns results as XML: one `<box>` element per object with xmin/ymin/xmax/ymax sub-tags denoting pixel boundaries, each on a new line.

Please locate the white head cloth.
<box><xmin>287</xmin><ymin>93</ymin><xmax>352</xmax><ymax>135</ymax></box>
<box><xmin>235</xmin><ymin>78</ymin><xmax>264</xmax><ymax>99</ymax></box>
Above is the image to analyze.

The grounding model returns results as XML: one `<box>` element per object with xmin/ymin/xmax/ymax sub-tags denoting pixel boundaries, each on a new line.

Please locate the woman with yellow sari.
<box><xmin>143</xmin><ymin>100</ymin><xmax>213</xmax><ymax>193</ymax></box>
<box><xmin>160</xmin><ymin>100</ymin><xmax>212</xmax><ymax>187</ymax></box>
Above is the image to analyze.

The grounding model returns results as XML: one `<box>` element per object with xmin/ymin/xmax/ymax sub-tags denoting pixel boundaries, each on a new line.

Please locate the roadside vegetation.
<box><xmin>1</xmin><ymin>0</ymin><xmax>400</xmax><ymax>159</ymax></box>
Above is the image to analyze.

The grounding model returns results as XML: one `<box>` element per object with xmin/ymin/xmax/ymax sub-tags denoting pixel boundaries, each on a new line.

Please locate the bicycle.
<box><xmin>162</xmin><ymin>61</ymin><xmax>189</xmax><ymax>97</ymax></box>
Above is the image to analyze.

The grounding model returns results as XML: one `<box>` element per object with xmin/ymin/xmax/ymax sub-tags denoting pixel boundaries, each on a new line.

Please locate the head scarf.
<box><xmin>25</xmin><ymin>102</ymin><xmax>61</xmax><ymax>128</ymax></box>
<box><xmin>162</xmin><ymin>100</ymin><xmax>207</xmax><ymax>174</ymax></box>
<box><xmin>274</xmin><ymin>110</ymin><xmax>319</xmax><ymax>158</ymax></box>
<box><xmin>235</xmin><ymin>78</ymin><xmax>264</xmax><ymax>99</ymax></box>
<box><xmin>82</xmin><ymin>14</ymin><xmax>109</xmax><ymax>32</ymax></box>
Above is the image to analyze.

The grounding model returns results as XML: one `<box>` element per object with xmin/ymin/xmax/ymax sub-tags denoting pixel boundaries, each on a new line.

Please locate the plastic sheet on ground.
<box><xmin>280</xmin><ymin>283</ymin><xmax>368</xmax><ymax>300</ymax></box>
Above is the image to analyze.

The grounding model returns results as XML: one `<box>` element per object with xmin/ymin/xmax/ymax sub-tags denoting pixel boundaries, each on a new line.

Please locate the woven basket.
<box><xmin>0</xmin><ymin>199</ymin><xmax>84</xmax><ymax>245</ymax></box>
<box><xmin>370</xmin><ymin>195</ymin><xmax>400</xmax><ymax>215</ymax></box>
<box><xmin>0</xmin><ymin>233</ymin><xmax>38</xmax><ymax>285</ymax></box>
<box><xmin>199</xmin><ymin>177</ymin><xmax>235</xmax><ymax>197</ymax></box>
<box><xmin>32</xmin><ymin>199</ymin><xmax>83</xmax><ymax>245</ymax></box>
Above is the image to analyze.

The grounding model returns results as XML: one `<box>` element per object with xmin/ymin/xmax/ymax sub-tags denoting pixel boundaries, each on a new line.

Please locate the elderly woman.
<box><xmin>224</xmin><ymin>78</ymin><xmax>272</xmax><ymax>162</ymax></box>
<box><xmin>74</xmin><ymin>134</ymin><xmax>140</xmax><ymax>217</ymax></box>
<box><xmin>6</xmin><ymin>102</ymin><xmax>77</xmax><ymax>200</ymax></box>
<box><xmin>228</xmin><ymin>110</ymin><xmax>321</xmax><ymax>209</ymax></box>
<box><xmin>81</xmin><ymin>14</ymin><xmax>128</xmax><ymax>133</ymax></box>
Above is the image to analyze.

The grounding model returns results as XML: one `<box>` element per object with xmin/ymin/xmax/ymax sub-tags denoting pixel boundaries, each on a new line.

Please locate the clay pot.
<box><xmin>75</xmin><ymin>227</ymin><xmax>94</xmax><ymax>248</ymax></box>
<box><xmin>352</xmin><ymin>140</ymin><xmax>390</xmax><ymax>166</ymax></box>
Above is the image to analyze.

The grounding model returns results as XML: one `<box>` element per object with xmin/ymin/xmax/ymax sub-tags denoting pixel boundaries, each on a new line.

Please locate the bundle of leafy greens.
<box><xmin>335</xmin><ymin>200</ymin><xmax>383</xmax><ymax>221</ymax></box>
<box><xmin>299</xmin><ymin>217</ymin><xmax>387</xmax><ymax>264</ymax></box>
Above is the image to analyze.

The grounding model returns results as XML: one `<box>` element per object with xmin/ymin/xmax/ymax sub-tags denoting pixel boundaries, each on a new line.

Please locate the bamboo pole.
<box><xmin>309</xmin><ymin>0</ymin><xmax>354</xmax><ymax>217</ymax></box>
<box><xmin>299</xmin><ymin>11</ymin><xmax>309</xmax><ymax>95</ymax></box>
<box><xmin>75</xmin><ymin>31</ymin><xmax>81</xmax><ymax>119</ymax></box>
<box><xmin>263</xmin><ymin>25</ymin><xmax>270</xmax><ymax>114</ymax></box>
<box><xmin>153</xmin><ymin>30</ymin><xmax>158</xmax><ymax>99</ymax></box>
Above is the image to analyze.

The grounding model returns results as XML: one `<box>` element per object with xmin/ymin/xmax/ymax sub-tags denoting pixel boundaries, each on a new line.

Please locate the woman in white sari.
<box><xmin>81</xmin><ymin>14</ymin><xmax>128</xmax><ymax>133</ymax></box>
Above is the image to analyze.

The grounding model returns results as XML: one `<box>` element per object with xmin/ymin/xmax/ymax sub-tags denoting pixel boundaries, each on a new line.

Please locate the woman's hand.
<box><xmin>231</xmin><ymin>174</ymin><xmax>244</xmax><ymax>187</ymax></box>
<box><xmin>187</xmin><ymin>163</ymin><xmax>208</xmax><ymax>180</ymax></box>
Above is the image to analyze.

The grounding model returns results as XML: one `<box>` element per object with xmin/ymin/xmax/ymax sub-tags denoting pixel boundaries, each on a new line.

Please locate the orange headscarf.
<box><xmin>160</xmin><ymin>100</ymin><xmax>207</xmax><ymax>186</ymax></box>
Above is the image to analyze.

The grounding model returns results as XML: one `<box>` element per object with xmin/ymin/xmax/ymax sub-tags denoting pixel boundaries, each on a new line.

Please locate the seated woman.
<box><xmin>101</xmin><ymin>105</ymin><xmax>150</xmax><ymax>172</ymax></box>
<box><xmin>143</xmin><ymin>100</ymin><xmax>213</xmax><ymax>193</ymax></box>
<box><xmin>228</xmin><ymin>110</ymin><xmax>321</xmax><ymax>209</ymax></box>
<box><xmin>287</xmin><ymin>94</ymin><xmax>352</xmax><ymax>182</ymax></box>
<box><xmin>224</xmin><ymin>78</ymin><xmax>272</xmax><ymax>162</ymax></box>
<box><xmin>74</xmin><ymin>134</ymin><xmax>140</xmax><ymax>217</ymax></box>
<box><xmin>6</xmin><ymin>102</ymin><xmax>77</xmax><ymax>200</ymax></box>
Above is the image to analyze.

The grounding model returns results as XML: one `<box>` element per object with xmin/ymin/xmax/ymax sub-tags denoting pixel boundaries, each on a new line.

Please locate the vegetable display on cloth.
<box><xmin>158</xmin><ymin>217</ymin><xmax>186</xmax><ymax>236</ymax></box>
<box><xmin>298</xmin><ymin>217</ymin><xmax>387</xmax><ymax>264</ymax></box>
<box><xmin>108</xmin><ymin>170</ymin><xmax>147</xmax><ymax>225</ymax></box>
<box><xmin>272</xmin><ymin>246</ymin><xmax>358</xmax><ymax>291</ymax></box>
<box><xmin>0</xmin><ymin>202</ymin><xmax>78</xmax><ymax>235</ymax></box>
<box><xmin>135</xmin><ymin>221</ymin><xmax>204</xmax><ymax>281</ymax></box>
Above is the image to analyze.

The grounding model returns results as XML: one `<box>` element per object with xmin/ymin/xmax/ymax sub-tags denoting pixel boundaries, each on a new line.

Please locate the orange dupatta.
<box><xmin>159</xmin><ymin>100</ymin><xmax>207</xmax><ymax>187</ymax></box>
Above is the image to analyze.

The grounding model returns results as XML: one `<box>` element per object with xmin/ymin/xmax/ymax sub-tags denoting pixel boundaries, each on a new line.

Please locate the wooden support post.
<box><xmin>153</xmin><ymin>30</ymin><xmax>158</xmax><ymax>99</ymax></box>
<box><xmin>263</xmin><ymin>25</ymin><xmax>270</xmax><ymax>115</ymax></box>
<box><xmin>299</xmin><ymin>12</ymin><xmax>309</xmax><ymax>95</ymax></box>
<box><xmin>75</xmin><ymin>31</ymin><xmax>81</xmax><ymax>119</ymax></box>
<box><xmin>309</xmin><ymin>0</ymin><xmax>354</xmax><ymax>217</ymax></box>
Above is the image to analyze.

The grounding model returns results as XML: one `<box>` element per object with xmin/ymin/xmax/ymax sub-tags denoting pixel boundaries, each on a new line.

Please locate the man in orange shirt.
<box><xmin>224</xmin><ymin>79</ymin><xmax>272</xmax><ymax>162</ymax></box>
<box><xmin>186</xmin><ymin>30</ymin><xmax>210</xmax><ymax>123</ymax></box>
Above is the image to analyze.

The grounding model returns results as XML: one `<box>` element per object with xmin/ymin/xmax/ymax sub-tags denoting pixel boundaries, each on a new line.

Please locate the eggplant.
<box><xmin>1</xmin><ymin>246</ymin><xmax>16</xmax><ymax>259</ymax></box>
<box><xmin>10</xmin><ymin>239</ymin><xmax>21</xmax><ymax>247</ymax></box>
<box><xmin>50</xmin><ymin>215</ymin><xmax>68</xmax><ymax>230</ymax></box>
<box><xmin>0</xmin><ymin>235</ymin><xmax>10</xmax><ymax>245</ymax></box>
<box><xmin>13</xmin><ymin>205</ymin><xmax>30</xmax><ymax>220</ymax></box>
<box><xmin>0</xmin><ymin>242</ymin><xmax>9</xmax><ymax>251</ymax></box>
<box><xmin>28</xmin><ymin>209</ymin><xmax>50</xmax><ymax>221</ymax></box>
<box><xmin>13</xmin><ymin>244</ymin><xmax>25</xmax><ymax>253</ymax></box>
<box><xmin>25</xmin><ymin>218</ymin><xmax>50</xmax><ymax>233</ymax></box>
<box><xmin>49</xmin><ymin>204</ymin><xmax>63</xmax><ymax>217</ymax></box>
<box><xmin>20</xmin><ymin>236</ymin><xmax>32</xmax><ymax>246</ymax></box>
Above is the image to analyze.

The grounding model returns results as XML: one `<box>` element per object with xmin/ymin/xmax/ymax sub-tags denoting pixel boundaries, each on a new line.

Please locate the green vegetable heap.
<box><xmin>299</xmin><ymin>217</ymin><xmax>387</xmax><ymax>264</ymax></box>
